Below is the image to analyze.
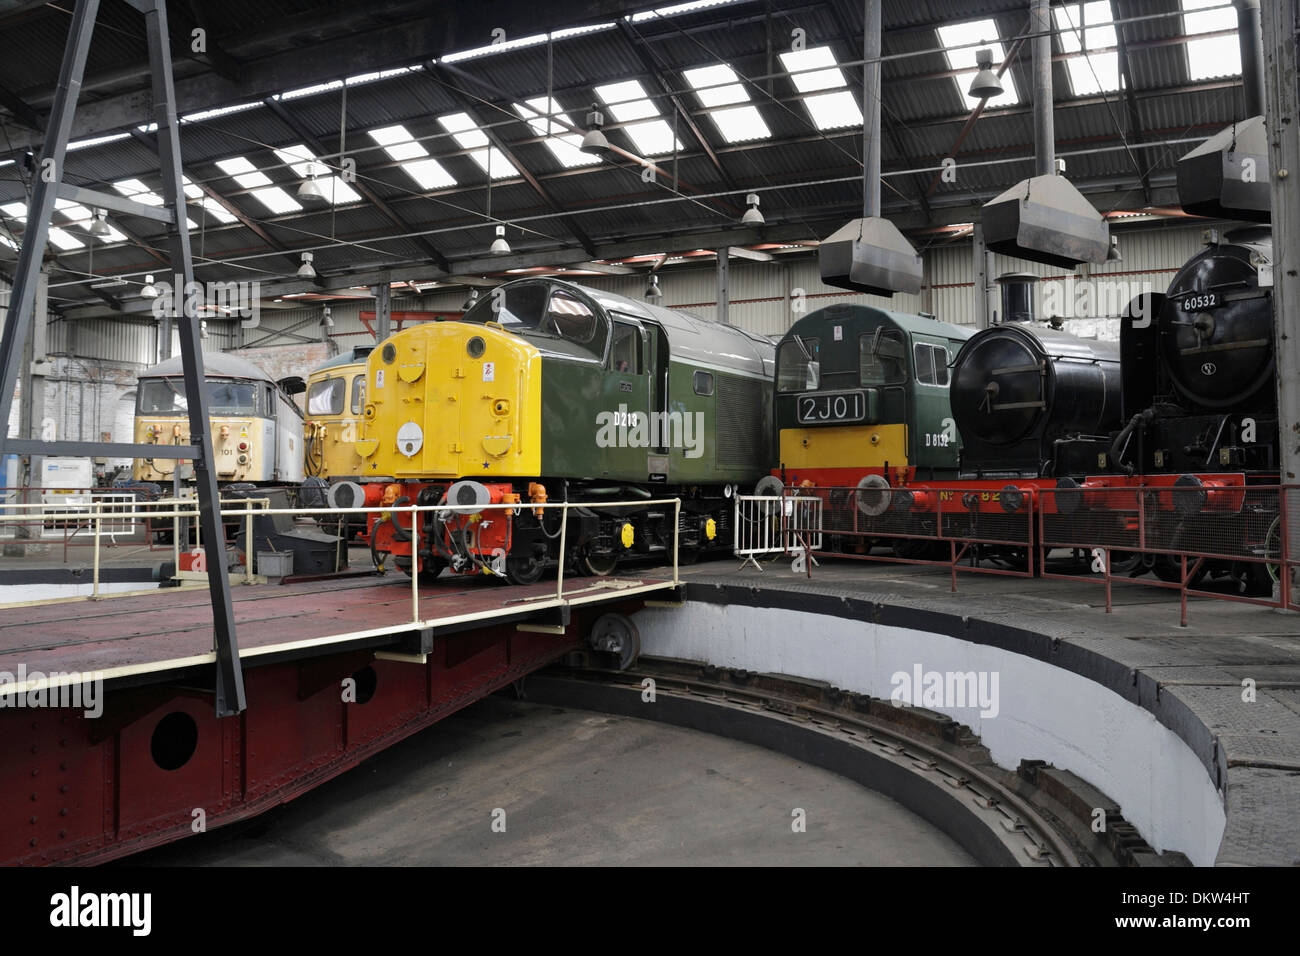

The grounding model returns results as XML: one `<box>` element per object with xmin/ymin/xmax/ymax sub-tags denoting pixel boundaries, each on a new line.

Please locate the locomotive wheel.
<box><xmin>1265</xmin><ymin>515</ymin><xmax>1282</xmax><ymax>584</ymax></box>
<box><xmin>588</xmin><ymin>612</ymin><xmax>640</xmax><ymax>670</ymax></box>
<box><xmin>506</xmin><ymin>551</ymin><xmax>545</xmax><ymax>586</ymax></box>
<box><xmin>581</xmin><ymin>549</ymin><xmax>619</xmax><ymax>576</ymax></box>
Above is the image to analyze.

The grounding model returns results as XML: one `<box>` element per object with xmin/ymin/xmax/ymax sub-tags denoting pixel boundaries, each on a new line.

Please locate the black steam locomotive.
<box><xmin>932</xmin><ymin>228</ymin><xmax>1279</xmax><ymax>590</ymax></box>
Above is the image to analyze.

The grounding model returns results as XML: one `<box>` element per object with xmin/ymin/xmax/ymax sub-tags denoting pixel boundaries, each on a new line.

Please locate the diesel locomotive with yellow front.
<box><xmin>340</xmin><ymin>278</ymin><xmax>774</xmax><ymax>583</ymax></box>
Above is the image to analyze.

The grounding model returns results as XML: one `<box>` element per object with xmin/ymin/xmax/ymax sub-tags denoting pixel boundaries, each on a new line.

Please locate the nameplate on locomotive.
<box><xmin>796</xmin><ymin>390</ymin><xmax>866</xmax><ymax>425</ymax></box>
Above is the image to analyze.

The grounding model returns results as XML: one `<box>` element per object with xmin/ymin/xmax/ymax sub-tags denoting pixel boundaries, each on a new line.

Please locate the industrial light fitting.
<box><xmin>297</xmin><ymin>251</ymin><xmax>316</xmax><ymax>278</ymax></box>
<box><xmin>1106</xmin><ymin>235</ymin><xmax>1122</xmax><ymax>262</ymax></box>
<box><xmin>580</xmin><ymin>105</ymin><xmax>611</xmax><ymax>155</ymax></box>
<box><xmin>967</xmin><ymin>48</ymin><xmax>1004</xmax><ymax>100</ymax></box>
<box><xmin>88</xmin><ymin>207</ymin><xmax>112</xmax><ymax>238</ymax></box>
<box><xmin>322</xmin><ymin>305</ymin><xmax>335</xmax><ymax>328</ymax></box>
<box><xmin>462</xmin><ymin>288</ymin><xmax>481</xmax><ymax>310</ymax></box>
<box><xmin>645</xmin><ymin>273</ymin><xmax>662</xmax><ymax>301</ymax></box>
<box><xmin>740</xmin><ymin>192</ymin><xmax>764</xmax><ymax>226</ymax></box>
<box><xmin>140</xmin><ymin>274</ymin><xmax>159</xmax><ymax>298</ymax></box>
<box><xmin>490</xmin><ymin>224</ymin><xmax>511</xmax><ymax>255</ymax></box>
<box><xmin>298</xmin><ymin>169</ymin><xmax>327</xmax><ymax>202</ymax></box>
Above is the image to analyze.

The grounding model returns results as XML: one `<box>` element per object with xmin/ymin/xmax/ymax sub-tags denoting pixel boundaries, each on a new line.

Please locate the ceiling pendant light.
<box><xmin>967</xmin><ymin>48</ymin><xmax>1004</xmax><ymax>100</ymax></box>
<box><xmin>462</xmin><ymin>288</ymin><xmax>481</xmax><ymax>310</ymax></box>
<box><xmin>297</xmin><ymin>251</ymin><xmax>316</xmax><ymax>278</ymax></box>
<box><xmin>298</xmin><ymin>167</ymin><xmax>327</xmax><ymax>202</ymax></box>
<box><xmin>740</xmin><ymin>192</ymin><xmax>764</xmax><ymax>225</ymax></box>
<box><xmin>88</xmin><ymin>207</ymin><xmax>112</xmax><ymax>238</ymax></box>
<box><xmin>581</xmin><ymin>105</ymin><xmax>611</xmax><ymax>155</ymax></box>
<box><xmin>1106</xmin><ymin>236</ymin><xmax>1122</xmax><ymax>262</ymax></box>
<box><xmin>140</xmin><ymin>274</ymin><xmax>160</xmax><ymax>298</ymax></box>
<box><xmin>490</xmin><ymin>224</ymin><xmax>511</xmax><ymax>255</ymax></box>
<box><xmin>645</xmin><ymin>273</ymin><xmax>662</xmax><ymax>301</ymax></box>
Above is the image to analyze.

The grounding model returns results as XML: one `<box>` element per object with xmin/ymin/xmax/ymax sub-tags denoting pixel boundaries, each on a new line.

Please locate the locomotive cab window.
<box><xmin>307</xmin><ymin>377</ymin><xmax>346</xmax><ymax>416</ymax></box>
<box><xmin>350</xmin><ymin>375</ymin><xmax>365</xmax><ymax>414</ymax></box>
<box><xmin>610</xmin><ymin>320</ymin><xmax>642</xmax><ymax>374</ymax></box>
<box><xmin>777</xmin><ymin>337</ymin><xmax>820</xmax><ymax>392</ymax></box>
<box><xmin>543</xmin><ymin>292</ymin><xmax>603</xmax><ymax>352</ymax></box>
<box><xmin>913</xmin><ymin>343</ymin><xmax>949</xmax><ymax>386</ymax></box>
<box><xmin>859</xmin><ymin>331</ymin><xmax>907</xmax><ymax>386</ymax></box>
<box><xmin>693</xmin><ymin>370</ymin><xmax>715</xmax><ymax>396</ymax></box>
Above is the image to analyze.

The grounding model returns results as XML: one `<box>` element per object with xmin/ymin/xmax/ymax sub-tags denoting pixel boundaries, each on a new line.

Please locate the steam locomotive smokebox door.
<box><xmin>231</xmin><ymin>487</ymin><xmax>347</xmax><ymax>574</ymax></box>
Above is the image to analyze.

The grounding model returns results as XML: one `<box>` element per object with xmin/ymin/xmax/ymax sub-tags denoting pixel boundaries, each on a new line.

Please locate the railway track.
<box><xmin>524</xmin><ymin>657</ymin><xmax>1176</xmax><ymax>867</ymax></box>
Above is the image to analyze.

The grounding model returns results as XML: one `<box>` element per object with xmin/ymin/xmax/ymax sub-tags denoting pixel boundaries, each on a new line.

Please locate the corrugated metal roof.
<box><xmin>0</xmin><ymin>0</ymin><xmax>1255</xmax><ymax>313</ymax></box>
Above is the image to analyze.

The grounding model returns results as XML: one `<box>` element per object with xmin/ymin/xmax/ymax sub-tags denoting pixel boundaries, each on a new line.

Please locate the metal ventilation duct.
<box><xmin>983</xmin><ymin>174</ymin><xmax>1111</xmax><ymax>268</ymax></box>
<box><xmin>980</xmin><ymin>0</ymin><xmax>1109</xmax><ymax>269</ymax></box>
<box><xmin>1174</xmin><ymin>1</ymin><xmax>1270</xmax><ymax>222</ymax></box>
<box><xmin>819</xmin><ymin>218</ymin><xmax>924</xmax><ymax>296</ymax></box>
<box><xmin>817</xmin><ymin>0</ymin><xmax>922</xmax><ymax>296</ymax></box>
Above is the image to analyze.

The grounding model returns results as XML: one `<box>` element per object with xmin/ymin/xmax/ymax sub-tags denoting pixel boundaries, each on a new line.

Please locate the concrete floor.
<box><xmin>127</xmin><ymin>695</ymin><xmax>976</xmax><ymax>867</ymax></box>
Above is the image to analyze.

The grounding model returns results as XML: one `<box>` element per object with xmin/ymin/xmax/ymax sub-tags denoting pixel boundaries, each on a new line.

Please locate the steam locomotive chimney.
<box><xmin>1236</xmin><ymin>0</ymin><xmax>1265</xmax><ymax>118</ymax></box>
<box><xmin>997</xmin><ymin>273</ymin><xmax>1037</xmax><ymax>324</ymax></box>
<box><xmin>1031</xmin><ymin>0</ymin><xmax>1054</xmax><ymax>177</ymax></box>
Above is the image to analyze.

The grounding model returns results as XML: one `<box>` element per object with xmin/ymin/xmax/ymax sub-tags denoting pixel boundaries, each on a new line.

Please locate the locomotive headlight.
<box><xmin>1000</xmin><ymin>485</ymin><xmax>1026</xmax><ymax>513</ymax></box>
<box><xmin>467</xmin><ymin>336</ymin><xmax>486</xmax><ymax>359</ymax></box>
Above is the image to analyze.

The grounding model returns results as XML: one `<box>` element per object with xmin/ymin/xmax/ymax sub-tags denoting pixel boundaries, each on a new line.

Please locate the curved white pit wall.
<box><xmin>632</xmin><ymin>601</ymin><xmax>1226</xmax><ymax>866</ymax></box>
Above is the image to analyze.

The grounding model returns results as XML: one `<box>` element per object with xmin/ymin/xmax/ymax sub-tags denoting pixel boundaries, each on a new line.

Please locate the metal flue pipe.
<box><xmin>1235</xmin><ymin>0</ymin><xmax>1264</xmax><ymax>117</ymax></box>
<box><xmin>862</xmin><ymin>0</ymin><xmax>882</xmax><ymax>218</ymax></box>
<box><xmin>1031</xmin><ymin>0</ymin><xmax>1054</xmax><ymax>176</ymax></box>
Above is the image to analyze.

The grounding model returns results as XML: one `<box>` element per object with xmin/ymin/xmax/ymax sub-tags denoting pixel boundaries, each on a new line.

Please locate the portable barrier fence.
<box><xmin>733</xmin><ymin>495</ymin><xmax>823</xmax><ymax>571</ymax></box>
<box><xmin>736</xmin><ymin>483</ymin><xmax>1297</xmax><ymax>624</ymax></box>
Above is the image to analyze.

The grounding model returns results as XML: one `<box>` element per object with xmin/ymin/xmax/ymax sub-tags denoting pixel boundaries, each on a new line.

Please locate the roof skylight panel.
<box><xmin>367</xmin><ymin>125</ymin><xmax>458</xmax><ymax>190</ymax></box>
<box><xmin>273</xmin><ymin>145</ymin><xmax>362</xmax><ymax>204</ymax></box>
<box><xmin>515</xmin><ymin>98</ymin><xmax>601</xmax><ymax>167</ymax></box>
<box><xmin>935</xmin><ymin>20</ymin><xmax>1020</xmax><ymax>108</ymax></box>
<box><xmin>181</xmin><ymin>176</ymin><xmax>238</xmax><ymax>225</ymax></box>
<box><xmin>0</xmin><ymin>204</ymin><xmax>82</xmax><ymax>251</ymax></box>
<box><xmin>628</xmin><ymin>0</ymin><xmax>740</xmax><ymax>22</ymax></box>
<box><xmin>684</xmin><ymin>63</ymin><xmax>771</xmax><ymax>143</ymax></box>
<box><xmin>594</xmin><ymin>80</ymin><xmax>682</xmax><ymax>155</ymax></box>
<box><xmin>1054</xmin><ymin>2</ymin><xmax>1119</xmax><ymax>95</ymax></box>
<box><xmin>777</xmin><ymin>47</ymin><xmax>863</xmax><ymax>129</ymax></box>
<box><xmin>112</xmin><ymin>179</ymin><xmax>198</xmax><ymax>228</ymax></box>
<box><xmin>214</xmin><ymin>157</ymin><xmax>303</xmax><ymax>216</ymax></box>
<box><xmin>1181</xmin><ymin>0</ymin><xmax>1242</xmax><ymax>80</ymax></box>
<box><xmin>438</xmin><ymin>113</ymin><xmax>513</xmax><ymax>178</ymax></box>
